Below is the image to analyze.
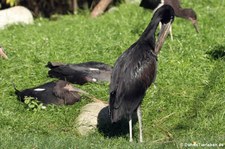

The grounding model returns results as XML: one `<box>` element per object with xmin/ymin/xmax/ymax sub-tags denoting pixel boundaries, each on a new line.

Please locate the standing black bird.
<box><xmin>46</xmin><ymin>61</ymin><xmax>112</xmax><ymax>85</ymax></box>
<box><xmin>140</xmin><ymin>0</ymin><xmax>199</xmax><ymax>39</ymax></box>
<box><xmin>109</xmin><ymin>5</ymin><xmax>174</xmax><ymax>142</ymax></box>
<box><xmin>14</xmin><ymin>80</ymin><xmax>84</xmax><ymax>105</ymax></box>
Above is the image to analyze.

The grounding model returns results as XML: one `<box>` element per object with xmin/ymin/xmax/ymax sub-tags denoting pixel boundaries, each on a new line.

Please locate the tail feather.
<box><xmin>46</xmin><ymin>62</ymin><xmax>65</xmax><ymax>69</ymax></box>
<box><xmin>11</xmin><ymin>81</ymin><xmax>25</xmax><ymax>102</ymax></box>
<box><xmin>11</xmin><ymin>81</ymin><xmax>20</xmax><ymax>95</ymax></box>
<box><xmin>109</xmin><ymin>91</ymin><xmax>125</xmax><ymax>123</ymax></box>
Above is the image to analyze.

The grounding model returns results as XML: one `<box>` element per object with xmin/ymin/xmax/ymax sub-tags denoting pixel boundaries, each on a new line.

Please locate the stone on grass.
<box><xmin>76</xmin><ymin>101</ymin><xmax>110</xmax><ymax>136</ymax></box>
<box><xmin>0</xmin><ymin>6</ymin><xmax>33</xmax><ymax>29</ymax></box>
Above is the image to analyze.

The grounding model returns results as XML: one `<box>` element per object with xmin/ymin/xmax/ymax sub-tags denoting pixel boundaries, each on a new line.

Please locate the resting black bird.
<box><xmin>46</xmin><ymin>61</ymin><xmax>112</xmax><ymax>85</ymax></box>
<box><xmin>14</xmin><ymin>80</ymin><xmax>84</xmax><ymax>105</ymax></box>
<box><xmin>140</xmin><ymin>0</ymin><xmax>199</xmax><ymax>39</ymax></box>
<box><xmin>109</xmin><ymin>5</ymin><xmax>174</xmax><ymax>142</ymax></box>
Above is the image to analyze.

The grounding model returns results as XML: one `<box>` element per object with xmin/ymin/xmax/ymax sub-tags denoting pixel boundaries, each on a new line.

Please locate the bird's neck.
<box><xmin>139</xmin><ymin>17</ymin><xmax>161</xmax><ymax>50</ymax></box>
<box><xmin>175</xmin><ymin>8</ymin><xmax>189</xmax><ymax>19</ymax></box>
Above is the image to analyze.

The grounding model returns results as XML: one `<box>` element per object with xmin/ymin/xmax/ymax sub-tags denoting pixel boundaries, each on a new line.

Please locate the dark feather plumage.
<box><xmin>46</xmin><ymin>61</ymin><xmax>112</xmax><ymax>85</ymax></box>
<box><xmin>109</xmin><ymin>5</ymin><xmax>174</xmax><ymax>123</ymax></box>
<box><xmin>140</xmin><ymin>0</ymin><xmax>161</xmax><ymax>10</ymax></box>
<box><xmin>109</xmin><ymin>4</ymin><xmax>175</xmax><ymax>142</ymax></box>
<box><xmin>15</xmin><ymin>80</ymin><xmax>81</xmax><ymax>105</ymax></box>
<box><xmin>109</xmin><ymin>43</ymin><xmax>157</xmax><ymax>122</ymax></box>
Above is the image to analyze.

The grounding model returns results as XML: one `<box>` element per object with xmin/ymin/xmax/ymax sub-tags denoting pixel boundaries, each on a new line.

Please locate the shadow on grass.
<box><xmin>174</xmin><ymin>45</ymin><xmax>225</xmax><ymax>130</ymax></box>
<box><xmin>97</xmin><ymin>105</ymin><xmax>138</xmax><ymax>138</ymax></box>
<box><xmin>206</xmin><ymin>45</ymin><xmax>225</xmax><ymax>60</ymax></box>
<box><xmin>194</xmin><ymin>45</ymin><xmax>225</xmax><ymax>106</ymax></box>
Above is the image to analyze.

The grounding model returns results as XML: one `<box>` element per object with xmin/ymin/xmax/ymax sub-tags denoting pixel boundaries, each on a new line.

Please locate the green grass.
<box><xmin>0</xmin><ymin>0</ymin><xmax>225</xmax><ymax>148</ymax></box>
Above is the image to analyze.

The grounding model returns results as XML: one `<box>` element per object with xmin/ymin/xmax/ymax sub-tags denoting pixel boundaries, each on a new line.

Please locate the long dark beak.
<box><xmin>155</xmin><ymin>20</ymin><xmax>173</xmax><ymax>54</ymax></box>
<box><xmin>193</xmin><ymin>21</ymin><xmax>199</xmax><ymax>33</ymax></box>
<box><xmin>64</xmin><ymin>84</ymin><xmax>87</xmax><ymax>94</ymax></box>
<box><xmin>0</xmin><ymin>47</ymin><xmax>8</xmax><ymax>59</ymax></box>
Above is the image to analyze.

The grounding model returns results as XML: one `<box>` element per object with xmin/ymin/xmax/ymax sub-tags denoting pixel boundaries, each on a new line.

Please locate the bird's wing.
<box><xmin>16</xmin><ymin>82</ymin><xmax>56</xmax><ymax>104</ymax></box>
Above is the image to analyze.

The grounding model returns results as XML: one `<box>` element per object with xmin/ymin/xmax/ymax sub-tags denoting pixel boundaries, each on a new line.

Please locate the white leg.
<box><xmin>129</xmin><ymin>115</ymin><xmax>133</xmax><ymax>142</ymax></box>
<box><xmin>137</xmin><ymin>106</ymin><xmax>143</xmax><ymax>142</ymax></box>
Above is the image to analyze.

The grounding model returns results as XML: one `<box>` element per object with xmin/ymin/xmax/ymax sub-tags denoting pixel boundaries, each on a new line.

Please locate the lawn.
<box><xmin>0</xmin><ymin>0</ymin><xmax>225</xmax><ymax>148</ymax></box>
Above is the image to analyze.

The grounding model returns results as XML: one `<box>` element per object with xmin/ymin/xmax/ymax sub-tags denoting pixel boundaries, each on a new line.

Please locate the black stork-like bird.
<box><xmin>140</xmin><ymin>0</ymin><xmax>199</xmax><ymax>39</ymax></box>
<box><xmin>14</xmin><ymin>80</ymin><xmax>84</xmax><ymax>105</ymax></box>
<box><xmin>46</xmin><ymin>61</ymin><xmax>112</xmax><ymax>85</ymax></box>
<box><xmin>109</xmin><ymin>5</ymin><xmax>174</xmax><ymax>142</ymax></box>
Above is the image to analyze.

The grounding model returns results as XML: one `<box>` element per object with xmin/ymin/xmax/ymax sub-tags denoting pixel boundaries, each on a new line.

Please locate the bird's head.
<box><xmin>53</xmin><ymin>80</ymin><xmax>75</xmax><ymax>98</ymax></box>
<box><xmin>55</xmin><ymin>80</ymin><xmax>75</xmax><ymax>92</ymax></box>
<box><xmin>154</xmin><ymin>5</ymin><xmax>175</xmax><ymax>54</ymax></box>
<box><xmin>159</xmin><ymin>5</ymin><xmax>175</xmax><ymax>25</ymax></box>
<box><xmin>183</xmin><ymin>8</ymin><xmax>199</xmax><ymax>33</ymax></box>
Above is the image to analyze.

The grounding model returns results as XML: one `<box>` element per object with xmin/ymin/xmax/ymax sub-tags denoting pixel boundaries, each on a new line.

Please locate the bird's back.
<box><xmin>140</xmin><ymin>0</ymin><xmax>181</xmax><ymax>14</ymax></box>
<box><xmin>76</xmin><ymin>61</ymin><xmax>113</xmax><ymax>71</ymax></box>
<box><xmin>47</xmin><ymin>62</ymin><xmax>112</xmax><ymax>84</ymax></box>
<box><xmin>16</xmin><ymin>82</ymin><xmax>60</xmax><ymax>105</ymax></box>
<box><xmin>140</xmin><ymin>0</ymin><xmax>161</xmax><ymax>10</ymax></box>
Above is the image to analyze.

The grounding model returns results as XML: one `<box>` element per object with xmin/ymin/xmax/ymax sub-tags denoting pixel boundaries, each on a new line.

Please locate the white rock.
<box><xmin>76</xmin><ymin>101</ymin><xmax>110</xmax><ymax>136</ymax></box>
<box><xmin>0</xmin><ymin>6</ymin><xmax>33</xmax><ymax>29</ymax></box>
